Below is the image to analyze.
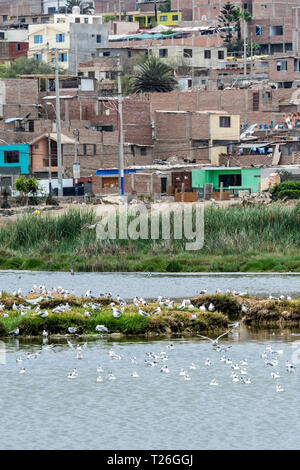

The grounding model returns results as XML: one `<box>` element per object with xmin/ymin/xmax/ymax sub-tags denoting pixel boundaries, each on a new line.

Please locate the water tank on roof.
<box><xmin>72</xmin><ymin>6</ymin><xmax>81</xmax><ymax>15</ymax></box>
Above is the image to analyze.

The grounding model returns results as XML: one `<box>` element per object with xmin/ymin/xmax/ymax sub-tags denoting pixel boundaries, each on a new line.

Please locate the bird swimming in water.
<box><xmin>210</xmin><ymin>378</ymin><xmax>218</xmax><ymax>386</ymax></box>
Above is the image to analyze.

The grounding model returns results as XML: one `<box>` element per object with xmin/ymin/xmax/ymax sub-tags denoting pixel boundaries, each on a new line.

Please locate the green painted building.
<box><xmin>192</xmin><ymin>167</ymin><xmax>261</xmax><ymax>193</ymax></box>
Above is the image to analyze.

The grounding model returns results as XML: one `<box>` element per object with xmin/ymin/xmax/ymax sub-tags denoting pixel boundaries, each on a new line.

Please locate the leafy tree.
<box><xmin>159</xmin><ymin>0</ymin><xmax>171</xmax><ymax>12</ymax></box>
<box><xmin>15</xmin><ymin>176</ymin><xmax>39</xmax><ymax>205</ymax></box>
<box><xmin>132</xmin><ymin>56</ymin><xmax>177</xmax><ymax>93</ymax></box>
<box><xmin>121</xmin><ymin>73</ymin><xmax>132</xmax><ymax>96</ymax></box>
<box><xmin>0</xmin><ymin>57</ymin><xmax>54</xmax><ymax>78</ymax></box>
<box><xmin>65</xmin><ymin>0</ymin><xmax>94</xmax><ymax>14</ymax></box>
<box><xmin>103</xmin><ymin>14</ymin><xmax>117</xmax><ymax>22</ymax></box>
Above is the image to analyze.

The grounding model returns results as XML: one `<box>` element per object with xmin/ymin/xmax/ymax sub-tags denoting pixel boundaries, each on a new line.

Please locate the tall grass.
<box><xmin>0</xmin><ymin>204</ymin><xmax>299</xmax><ymax>272</ymax></box>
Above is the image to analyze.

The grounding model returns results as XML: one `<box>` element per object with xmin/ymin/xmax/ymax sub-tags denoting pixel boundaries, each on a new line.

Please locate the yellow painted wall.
<box><xmin>28</xmin><ymin>24</ymin><xmax>70</xmax><ymax>69</ymax></box>
<box><xmin>209</xmin><ymin>145</ymin><xmax>227</xmax><ymax>165</ymax></box>
<box><xmin>133</xmin><ymin>11</ymin><xmax>182</xmax><ymax>27</ymax></box>
<box><xmin>209</xmin><ymin>114</ymin><xmax>240</xmax><ymax>141</ymax></box>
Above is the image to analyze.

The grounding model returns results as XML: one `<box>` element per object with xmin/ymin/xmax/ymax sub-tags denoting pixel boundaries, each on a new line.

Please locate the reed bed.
<box><xmin>0</xmin><ymin>203</ymin><xmax>299</xmax><ymax>272</ymax></box>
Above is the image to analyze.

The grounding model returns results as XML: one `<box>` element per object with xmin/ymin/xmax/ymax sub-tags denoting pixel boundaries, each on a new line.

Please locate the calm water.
<box><xmin>1</xmin><ymin>271</ymin><xmax>300</xmax><ymax>449</ymax></box>
<box><xmin>0</xmin><ymin>270</ymin><xmax>300</xmax><ymax>299</ymax></box>
<box><xmin>1</xmin><ymin>330</ymin><xmax>300</xmax><ymax>450</ymax></box>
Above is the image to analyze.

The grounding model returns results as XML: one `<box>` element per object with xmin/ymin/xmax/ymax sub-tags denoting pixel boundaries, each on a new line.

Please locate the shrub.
<box><xmin>277</xmin><ymin>190</ymin><xmax>300</xmax><ymax>200</ymax></box>
<box><xmin>270</xmin><ymin>181</ymin><xmax>300</xmax><ymax>200</ymax></box>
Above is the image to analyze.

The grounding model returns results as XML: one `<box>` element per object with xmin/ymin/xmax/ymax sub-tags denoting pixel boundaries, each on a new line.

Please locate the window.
<box><xmin>16</xmin><ymin>43</ymin><xmax>21</xmax><ymax>51</ymax></box>
<box><xmin>34</xmin><ymin>34</ymin><xmax>43</xmax><ymax>44</ymax></box>
<box><xmin>58</xmin><ymin>53</ymin><xmax>67</xmax><ymax>62</ymax></box>
<box><xmin>244</xmin><ymin>3</ymin><xmax>248</xmax><ymax>9</ymax></box>
<box><xmin>32</xmin><ymin>17</ymin><xmax>37</xmax><ymax>23</ymax></box>
<box><xmin>84</xmin><ymin>18</ymin><xmax>88</xmax><ymax>23</ymax></box>
<box><xmin>75</xmin><ymin>17</ymin><xmax>80</xmax><ymax>23</ymax></box>
<box><xmin>4</xmin><ymin>151</ymin><xmax>19</xmax><ymax>164</ymax></box>
<box><xmin>15</xmin><ymin>120</ymin><xmax>34</xmax><ymax>132</ymax></box>
<box><xmin>96</xmin><ymin>34</ymin><xmax>101</xmax><ymax>43</ymax></box>
<box><xmin>56</xmin><ymin>33</ymin><xmax>65</xmax><ymax>43</ymax></box>
<box><xmin>159</xmin><ymin>48</ymin><xmax>168</xmax><ymax>58</ymax></box>
<box><xmin>295</xmin><ymin>59</ymin><xmax>300</xmax><ymax>72</ymax></box>
<box><xmin>88</xmin><ymin>71</ymin><xmax>95</xmax><ymax>78</ymax></box>
<box><xmin>219</xmin><ymin>116</ymin><xmax>231</xmax><ymax>127</ymax></box>
<box><xmin>140</xmin><ymin>147</ymin><xmax>147</xmax><ymax>156</ymax></box>
<box><xmin>263</xmin><ymin>91</ymin><xmax>271</xmax><ymax>104</ymax></box>
<box><xmin>0</xmin><ymin>32</ymin><xmax>4</xmax><ymax>40</ymax></box>
<box><xmin>103</xmin><ymin>51</ymin><xmax>110</xmax><ymax>56</ymax></box>
<box><xmin>41</xmin><ymin>17</ymin><xmax>50</xmax><ymax>23</ymax></box>
<box><xmin>218</xmin><ymin>50</ymin><xmax>225</xmax><ymax>60</ymax></box>
<box><xmin>253</xmin><ymin>92</ymin><xmax>259</xmax><ymax>111</ymax></box>
<box><xmin>130</xmin><ymin>145</ymin><xmax>135</xmax><ymax>156</ymax></box>
<box><xmin>93</xmin><ymin>144</ymin><xmax>96</xmax><ymax>155</ymax></box>
<box><xmin>101</xmin><ymin>125</ymin><xmax>114</xmax><ymax>132</ymax></box>
<box><xmin>276</xmin><ymin>60</ymin><xmax>287</xmax><ymax>71</ymax></box>
<box><xmin>204</xmin><ymin>50</ymin><xmax>211</xmax><ymax>59</ymax></box>
<box><xmin>172</xmin><ymin>14</ymin><xmax>178</xmax><ymax>20</ymax></box>
<box><xmin>83</xmin><ymin>144</ymin><xmax>87</xmax><ymax>155</ymax></box>
<box><xmin>219</xmin><ymin>174</ymin><xmax>241</xmax><ymax>187</ymax></box>
<box><xmin>256</xmin><ymin>25</ymin><xmax>262</xmax><ymax>35</ymax></box>
<box><xmin>128</xmin><ymin>50</ymin><xmax>132</xmax><ymax>58</ymax></box>
<box><xmin>183</xmin><ymin>49</ymin><xmax>192</xmax><ymax>58</ymax></box>
<box><xmin>270</xmin><ymin>25</ymin><xmax>283</xmax><ymax>36</ymax></box>
<box><xmin>160</xmin><ymin>16</ymin><xmax>168</xmax><ymax>21</ymax></box>
<box><xmin>34</xmin><ymin>54</ymin><xmax>42</xmax><ymax>61</ymax></box>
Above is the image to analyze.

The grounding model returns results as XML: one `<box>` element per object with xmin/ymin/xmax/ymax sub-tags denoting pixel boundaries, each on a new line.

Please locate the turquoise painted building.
<box><xmin>192</xmin><ymin>168</ymin><xmax>261</xmax><ymax>193</ymax></box>
<box><xmin>0</xmin><ymin>145</ymin><xmax>29</xmax><ymax>174</ymax></box>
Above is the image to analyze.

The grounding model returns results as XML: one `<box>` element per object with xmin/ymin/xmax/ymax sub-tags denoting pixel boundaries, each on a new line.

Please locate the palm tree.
<box><xmin>232</xmin><ymin>7</ymin><xmax>252</xmax><ymax>41</ymax></box>
<box><xmin>132</xmin><ymin>56</ymin><xmax>177</xmax><ymax>93</ymax></box>
<box><xmin>65</xmin><ymin>0</ymin><xmax>94</xmax><ymax>14</ymax></box>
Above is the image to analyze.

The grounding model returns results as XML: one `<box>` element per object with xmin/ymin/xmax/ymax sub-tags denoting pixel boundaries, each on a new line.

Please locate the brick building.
<box><xmin>0</xmin><ymin>0</ymin><xmax>42</xmax><ymax>16</ymax></box>
<box><xmin>154</xmin><ymin>109</ymin><xmax>240</xmax><ymax>164</ymax></box>
<box><xmin>0</xmin><ymin>41</ymin><xmax>28</xmax><ymax>64</ymax></box>
<box><xmin>94</xmin><ymin>0</ymin><xmax>136</xmax><ymax>13</ymax></box>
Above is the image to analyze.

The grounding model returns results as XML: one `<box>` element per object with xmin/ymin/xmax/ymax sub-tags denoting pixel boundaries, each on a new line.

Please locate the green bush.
<box><xmin>270</xmin><ymin>181</ymin><xmax>300</xmax><ymax>200</ymax></box>
<box><xmin>277</xmin><ymin>190</ymin><xmax>300</xmax><ymax>200</ymax></box>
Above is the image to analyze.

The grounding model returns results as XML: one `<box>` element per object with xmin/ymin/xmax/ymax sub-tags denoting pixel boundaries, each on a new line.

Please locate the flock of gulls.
<box><xmin>3</xmin><ymin>283</ymin><xmax>298</xmax><ymax>393</ymax></box>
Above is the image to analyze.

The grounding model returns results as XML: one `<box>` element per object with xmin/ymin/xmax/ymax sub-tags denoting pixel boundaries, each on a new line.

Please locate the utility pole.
<box><xmin>73</xmin><ymin>128</ymin><xmax>79</xmax><ymax>196</ymax></box>
<box><xmin>250</xmin><ymin>32</ymin><xmax>253</xmax><ymax>77</ymax></box>
<box><xmin>117</xmin><ymin>57</ymin><xmax>124</xmax><ymax>196</ymax></box>
<box><xmin>48</xmin><ymin>132</ymin><xmax>52</xmax><ymax>194</ymax></box>
<box><xmin>55</xmin><ymin>48</ymin><xmax>63</xmax><ymax>197</ymax></box>
<box><xmin>243</xmin><ymin>19</ymin><xmax>247</xmax><ymax>77</ymax></box>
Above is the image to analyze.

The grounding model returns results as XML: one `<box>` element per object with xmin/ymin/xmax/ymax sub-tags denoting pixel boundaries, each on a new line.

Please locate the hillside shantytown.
<box><xmin>0</xmin><ymin>0</ymin><xmax>299</xmax><ymax>200</ymax></box>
